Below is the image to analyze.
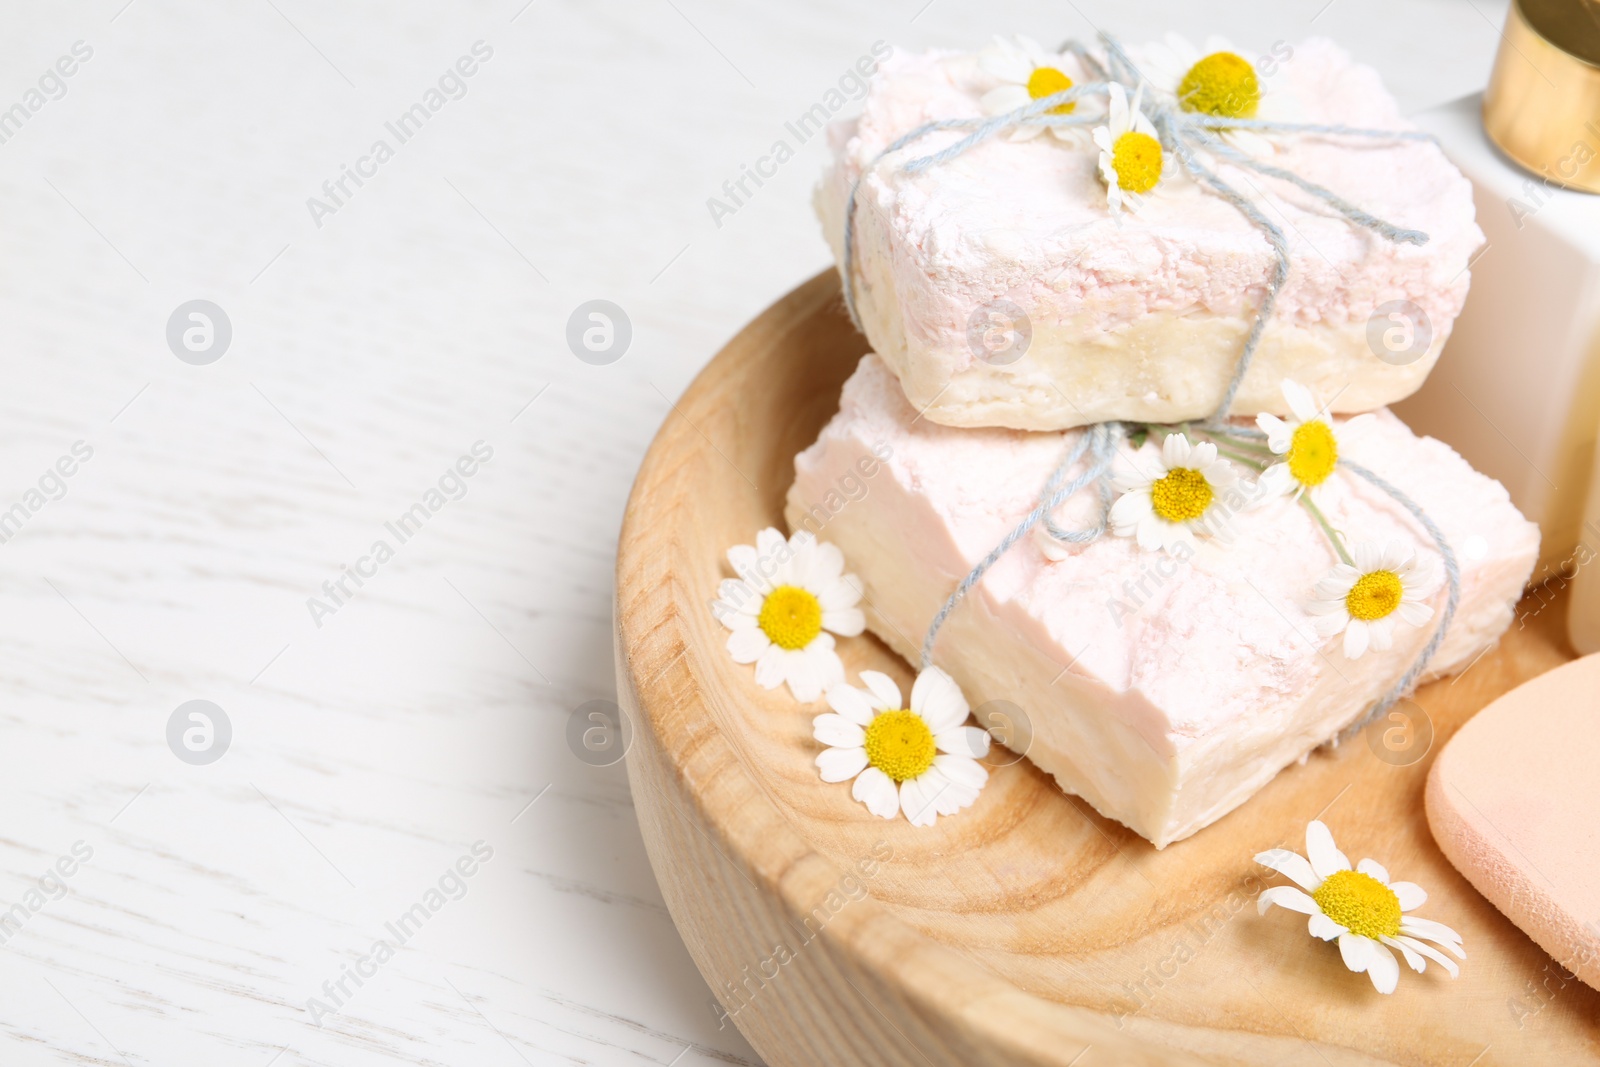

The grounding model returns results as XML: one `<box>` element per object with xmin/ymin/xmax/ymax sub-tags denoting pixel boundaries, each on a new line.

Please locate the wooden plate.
<box><xmin>614</xmin><ymin>270</ymin><xmax>1600</xmax><ymax>1066</ymax></box>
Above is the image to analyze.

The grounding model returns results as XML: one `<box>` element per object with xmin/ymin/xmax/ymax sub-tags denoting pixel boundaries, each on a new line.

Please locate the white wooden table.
<box><xmin>0</xmin><ymin>1</ymin><xmax>1505</xmax><ymax>1063</ymax></box>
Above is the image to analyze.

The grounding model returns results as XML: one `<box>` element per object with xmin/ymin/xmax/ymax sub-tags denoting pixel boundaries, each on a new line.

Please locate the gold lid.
<box><xmin>1483</xmin><ymin>0</ymin><xmax>1600</xmax><ymax>193</ymax></box>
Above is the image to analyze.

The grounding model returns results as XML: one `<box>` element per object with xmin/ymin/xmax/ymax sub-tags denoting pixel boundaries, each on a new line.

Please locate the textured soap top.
<box><xmin>826</xmin><ymin>38</ymin><xmax>1483</xmax><ymax>349</ymax></box>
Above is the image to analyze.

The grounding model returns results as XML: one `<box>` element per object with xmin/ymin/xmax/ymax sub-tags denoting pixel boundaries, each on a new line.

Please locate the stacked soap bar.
<box><xmin>790</xmin><ymin>36</ymin><xmax>1536</xmax><ymax>845</ymax></box>
<box><xmin>817</xmin><ymin>38</ymin><xmax>1483</xmax><ymax>430</ymax></box>
<box><xmin>788</xmin><ymin>358</ymin><xmax>1538</xmax><ymax>846</ymax></box>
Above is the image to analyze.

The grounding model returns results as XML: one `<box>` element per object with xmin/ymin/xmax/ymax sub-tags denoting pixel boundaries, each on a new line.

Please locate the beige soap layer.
<box><xmin>788</xmin><ymin>357</ymin><xmax>1538</xmax><ymax>846</ymax></box>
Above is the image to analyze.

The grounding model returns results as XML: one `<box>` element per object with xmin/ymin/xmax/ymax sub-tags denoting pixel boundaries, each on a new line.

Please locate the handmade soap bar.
<box><xmin>818</xmin><ymin>39</ymin><xmax>1483</xmax><ymax>430</ymax></box>
<box><xmin>1426</xmin><ymin>654</ymin><xmax>1600</xmax><ymax>991</ymax></box>
<box><xmin>788</xmin><ymin>356</ymin><xmax>1538</xmax><ymax>846</ymax></box>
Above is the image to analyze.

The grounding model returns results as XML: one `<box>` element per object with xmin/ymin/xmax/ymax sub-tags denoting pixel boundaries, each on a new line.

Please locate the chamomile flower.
<box><xmin>1110</xmin><ymin>432</ymin><xmax>1240</xmax><ymax>554</ymax></box>
<box><xmin>713</xmin><ymin>528</ymin><xmax>865</xmax><ymax>703</ymax></box>
<box><xmin>1257</xmin><ymin>820</ymin><xmax>1465</xmax><ymax>994</ymax></box>
<box><xmin>978</xmin><ymin>35</ymin><xmax>1095</xmax><ymax>144</ymax></box>
<box><xmin>1256</xmin><ymin>379</ymin><xmax>1373</xmax><ymax>503</ymax></box>
<box><xmin>1137</xmin><ymin>33</ymin><xmax>1297</xmax><ymax>156</ymax></box>
<box><xmin>1305</xmin><ymin>540</ymin><xmax>1439</xmax><ymax>659</ymax></box>
<box><xmin>814</xmin><ymin>667</ymin><xmax>990</xmax><ymax>827</ymax></box>
<box><xmin>1092</xmin><ymin>82</ymin><xmax>1165</xmax><ymax>213</ymax></box>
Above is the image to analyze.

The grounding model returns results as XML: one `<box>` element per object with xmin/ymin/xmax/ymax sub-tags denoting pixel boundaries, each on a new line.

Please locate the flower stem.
<box><xmin>1301</xmin><ymin>496</ymin><xmax>1353</xmax><ymax>565</ymax></box>
<box><xmin>1210</xmin><ymin>445</ymin><xmax>1268</xmax><ymax>471</ymax></box>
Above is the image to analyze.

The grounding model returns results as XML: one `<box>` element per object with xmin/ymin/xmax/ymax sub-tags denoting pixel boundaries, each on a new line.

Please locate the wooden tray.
<box><xmin>614</xmin><ymin>270</ymin><xmax>1599</xmax><ymax>1066</ymax></box>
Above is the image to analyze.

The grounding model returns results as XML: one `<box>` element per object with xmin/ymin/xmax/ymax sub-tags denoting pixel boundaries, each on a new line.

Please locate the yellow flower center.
<box><xmin>863</xmin><ymin>709</ymin><xmax>937</xmax><ymax>783</ymax></box>
<box><xmin>757</xmin><ymin>585</ymin><xmax>823</xmax><ymax>650</ymax></box>
<box><xmin>1111</xmin><ymin>131</ymin><xmax>1163</xmax><ymax>194</ymax></box>
<box><xmin>1177</xmin><ymin>52</ymin><xmax>1261</xmax><ymax>118</ymax></box>
<box><xmin>1027</xmin><ymin>65</ymin><xmax>1076</xmax><ymax>115</ymax></box>
<box><xmin>1287</xmin><ymin>420</ymin><xmax>1339</xmax><ymax>487</ymax></box>
<box><xmin>1345</xmin><ymin>570</ymin><xmax>1403</xmax><ymax>622</ymax></box>
<box><xmin>1149</xmin><ymin>467</ymin><xmax>1213</xmax><ymax>523</ymax></box>
<box><xmin>1312</xmin><ymin>869</ymin><xmax>1402</xmax><ymax>940</ymax></box>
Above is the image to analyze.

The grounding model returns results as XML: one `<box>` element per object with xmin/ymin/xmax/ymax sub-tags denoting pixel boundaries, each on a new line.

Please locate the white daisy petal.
<box><xmin>1396</xmin><ymin>600</ymin><xmax>1434</xmax><ymax>626</ymax></box>
<box><xmin>1338</xmin><ymin>931</ymin><xmax>1374</xmax><ymax>974</ymax></box>
<box><xmin>981</xmin><ymin>84</ymin><xmax>1031</xmax><ymax>115</ymax></box>
<box><xmin>1162</xmin><ymin>431</ymin><xmax>1191</xmax><ymax>468</ymax></box>
<box><xmin>1394</xmin><ymin>934</ymin><xmax>1459</xmax><ymax>977</ymax></box>
<box><xmin>1282</xmin><ymin>379</ymin><xmax>1319</xmax><ymax>424</ymax></box>
<box><xmin>1308</xmin><ymin>912</ymin><xmax>1346</xmax><ymax>941</ymax></box>
<box><xmin>810</xmin><ymin>540</ymin><xmax>845</xmax><ymax>580</ymax></box>
<box><xmin>1255</xmin><ymin>848</ymin><xmax>1321</xmax><ymax>891</ymax></box>
<box><xmin>1389</xmin><ymin>881</ymin><xmax>1427</xmax><ymax>911</ymax></box>
<box><xmin>726</xmin><ymin>544</ymin><xmax>765</xmax><ymax>589</ymax></box>
<box><xmin>718</xmin><ymin>578</ymin><xmax>763</xmax><ymax>615</ymax></box>
<box><xmin>1109</xmin><ymin>489</ymin><xmax>1152</xmax><ymax>531</ymax></box>
<box><xmin>899</xmin><ymin>776</ymin><xmax>939</xmax><ymax>827</ymax></box>
<box><xmin>826</xmin><ymin>683</ymin><xmax>877</xmax><ymax>725</ymax></box>
<box><xmin>933</xmin><ymin>752</ymin><xmax>988</xmax><ymax>790</ymax></box>
<box><xmin>1309</xmin><ymin>612</ymin><xmax>1348</xmax><ymax>638</ymax></box>
<box><xmin>1314</xmin><ymin>565</ymin><xmax>1360</xmax><ymax>597</ymax></box>
<box><xmin>1256</xmin><ymin>413</ymin><xmax>1292</xmax><ymax>453</ymax></box>
<box><xmin>935</xmin><ymin>725</ymin><xmax>991</xmax><ymax>759</ymax></box>
<box><xmin>822</xmin><ymin>607</ymin><xmax>866</xmax><ymax>637</ymax></box>
<box><xmin>1367</xmin><ymin>941</ymin><xmax>1400</xmax><ymax>994</ymax></box>
<box><xmin>919</xmin><ymin>766</ymin><xmax>970</xmax><ymax>816</ymax></box>
<box><xmin>979</xmin><ymin>40</ymin><xmax>1032</xmax><ymax>83</ymax></box>
<box><xmin>1258</xmin><ymin>463</ymin><xmax>1295</xmax><ymax>498</ymax></box>
<box><xmin>817</xmin><ymin>573</ymin><xmax>863</xmax><ymax>611</ymax></box>
<box><xmin>1366</xmin><ymin>616</ymin><xmax>1396</xmax><ymax>653</ymax></box>
<box><xmin>816</xmin><ymin>745</ymin><xmax>868</xmax><ymax>783</ymax></box>
<box><xmin>1381</xmin><ymin>935</ymin><xmax>1426</xmax><ymax>974</ymax></box>
<box><xmin>1380</xmin><ymin>540</ymin><xmax>1413</xmax><ymax>572</ymax></box>
<box><xmin>785</xmin><ymin>648</ymin><xmax>825</xmax><ymax>703</ymax></box>
<box><xmin>726</xmin><ymin>627</ymin><xmax>770</xmax><ymax>664</ymax></box>
<box><xmin>1353</xmin><ymin>542</ymin><xmax>1381</xmax><ymax>573</ymax></box>
<box><xmin>1305</xmin><ymin>821</ymin><xmax>1350</xmax><ymax>878</ymax></box>
<box><xmin>812</xmin><ymin>713</ymin><xmax>865</xmax><ymax>749</ymax></box>
<box><xmin>852</xmin><ymin>767</ymin><xmax>899</xmax><ymax>819</ymax></box>
<box><xmin>911</xmin><ymin>666</ymin><xmax>968</xmax><ymax>732</ymax></box>
<box><xmin>1399</xmin><ymin>917</ymin><xmax>1465</xmax><ymax>956</ymax></box>
<box><xmin>1135</xmin><ymin>512</ymin><xmax>1168</xmax><ymax>552</ymax></box>
<box><xmin>1343</xmin><ymin>619</ymin><xmax>1370</xmax><ymax>659</ymax></box>
<box><xmin>1257</xmin><ymin>885</ymin><xmax>1319</xmax><ymax>915</ymax></box>
<box><xmin>753</xmin><ymin>644</ymin><xmax>787</xmax><ymax>690</ymax></box>
<box><xmin>859</xmin><ymin>670</ymin><xmax>902</xmax><ymax>712</ymax></box>
<box><xmin>1356</xmin><ymin>858</ymin><xmax>1390</xmax><ymax>884</ymax></box>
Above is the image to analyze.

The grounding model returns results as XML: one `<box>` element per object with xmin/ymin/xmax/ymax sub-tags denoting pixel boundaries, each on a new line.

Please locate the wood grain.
<box><xmin>615</xmin><ymin>269</ymin><xmax>1600</xmax><ymax>1066</ymax></box>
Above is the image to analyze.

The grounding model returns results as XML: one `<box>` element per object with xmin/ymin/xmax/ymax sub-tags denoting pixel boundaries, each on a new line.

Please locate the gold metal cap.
<box><xmin>1483</xmin><ymin>0</ymin><xmax>1600</xmax><ymax>193</ymax></box>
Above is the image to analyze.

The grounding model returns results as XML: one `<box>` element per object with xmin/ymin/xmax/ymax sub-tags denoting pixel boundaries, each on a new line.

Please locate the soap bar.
<box><xmin>818</xmin><ymin>39</ymin><xmax>1483</xmax><ymax>430</ymax></box>
<box><xmin>1426</xmin><ymin>654</ymin><xmax>1600</xmax><ymax>990</ymax></box>
<box><xmin>787</xmin><ymin>355</ymin><xmax>1538</xmax><ymax>846</ymax></box>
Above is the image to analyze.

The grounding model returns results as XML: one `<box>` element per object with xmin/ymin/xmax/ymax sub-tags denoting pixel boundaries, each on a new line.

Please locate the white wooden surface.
<box><xmin>0</xmin><ymin>1</ymin><xmax>1506</xmax><ymax>1063</ymax></box>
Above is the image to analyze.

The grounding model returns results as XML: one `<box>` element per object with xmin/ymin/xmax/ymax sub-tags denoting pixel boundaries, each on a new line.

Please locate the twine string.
<box><xmin>839</xmin><ymin>32</ymin><xmax>1456</xmax><ymax>720</ymax></box>
<box><xmin>919</xmin><ymin>423</ymin><xmax>1119</xmax><ymax>668</ymax></box>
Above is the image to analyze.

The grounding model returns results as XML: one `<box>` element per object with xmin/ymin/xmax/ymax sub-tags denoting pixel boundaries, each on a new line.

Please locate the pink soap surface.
<box><xmin>1427</xmin><ymin>654</ymin><xmax>1600</xmax><ymax>991</ymax></box>
<box><xmin>788</xmin><ymin>356</ymin><xmax>1538</xmax><ymax>845</ymax></box>
<box><xmin>818</xmin><ymin>37</ymin><xmax>1485</xmax><ymax>430</ymax></box>
<box><xmin>829</xmin><ymin>36</ymin><xmax>1479</xmax><ymax>342</ymax></box>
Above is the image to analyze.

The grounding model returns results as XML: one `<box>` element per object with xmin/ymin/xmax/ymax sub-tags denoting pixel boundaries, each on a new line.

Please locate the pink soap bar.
<box><xmin>787</xmin><ymin>355</ymin><xmax>1538</xmax><ymax>845</ymax></box>
<box><xmin>1427</xmin><ymin>654</ymin><xmax>1600</xmax><ymax>990</ymax></box>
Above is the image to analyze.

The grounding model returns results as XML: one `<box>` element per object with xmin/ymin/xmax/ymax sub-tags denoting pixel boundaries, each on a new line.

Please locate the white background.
<box><xmin>0</xmin><ymin>1</ymin><xmax>1508</xmax><ymax>1063</ymax></box>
